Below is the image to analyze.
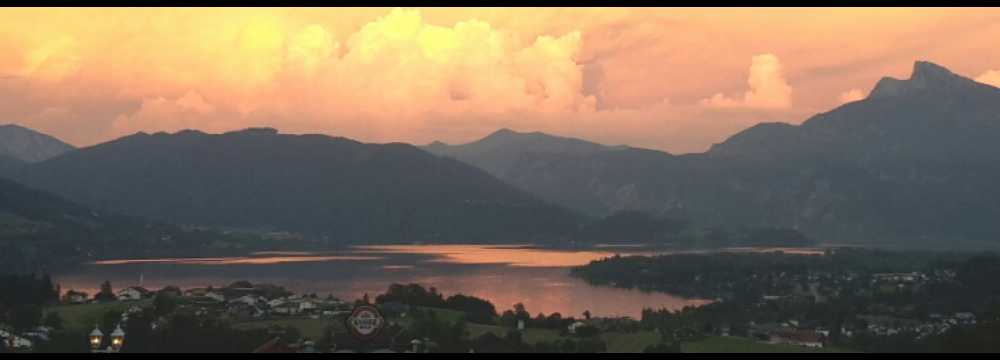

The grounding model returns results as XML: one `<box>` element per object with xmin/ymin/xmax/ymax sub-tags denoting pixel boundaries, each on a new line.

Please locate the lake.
<box><xmin>51</xmin><ymin>244</ymin><xmax>820</xmax><ymax>318</ymax></box>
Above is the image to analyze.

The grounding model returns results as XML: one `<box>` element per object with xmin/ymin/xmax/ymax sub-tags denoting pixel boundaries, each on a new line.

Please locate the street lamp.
<box><xmin>89</xmin><ymin>324</ymin><xmax>125</xmax><ymax>353</ymax></box>
<box><xmin>110</xmin><ymin>325</ymin><xmax>126</xmax><ymax>352</ymax></box>
<box><xmin>89</xmin><ymin>326</ymin><xmax>103</xmax><ymax>352</ymax></box>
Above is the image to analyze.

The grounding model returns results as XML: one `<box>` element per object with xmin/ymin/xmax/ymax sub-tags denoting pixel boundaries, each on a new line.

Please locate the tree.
<box><xmin>512</xmin><ymin>303</ymin><xmax>530</xmax><ymax>322</ymax></box>
<box><xmin>61</xmin><ymin>290</ymin><xmax>89</xmax><ymax>304</ymax></box>
<box><xmin>153</xmin><ymin>293</ymin><xmax>177</xmax><ymax>317</ymax></box>
<box><xmin>94</xmin><ymin>281</ymin><xmax>115</xmax><ymax>302</ymax></box>
<box><xmin>42</xmin><ymin>311</ymin><xmax>65</xmax><ymax>330</ymax></box>
<box><xmin>582</xmin><ymin>310</ymin><xmax>591</xmax><ymax>320</ymax></box>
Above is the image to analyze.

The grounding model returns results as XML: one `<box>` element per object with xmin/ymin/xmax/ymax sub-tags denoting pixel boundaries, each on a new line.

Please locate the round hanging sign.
<box><xmin>345</xmin><ymin>304</ymin><xmax>385</xmax><ymax>341</ymax></box>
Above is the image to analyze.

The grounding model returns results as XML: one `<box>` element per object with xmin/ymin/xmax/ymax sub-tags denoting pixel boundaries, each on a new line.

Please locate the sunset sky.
<box><xmin>2</xmin><ymin>7</ymin><xmax>1000</xmax><ymax>153</ymax></box>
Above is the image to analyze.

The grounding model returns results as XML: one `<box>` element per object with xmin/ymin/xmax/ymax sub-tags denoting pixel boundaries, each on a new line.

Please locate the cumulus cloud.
<box><xmin>20</xmin><ymin>34</ymin><xmax>81</xmax><ymax>82</ymax></box>
<box><xmin>837</xmin><ymin>88</ymin><xmax>865</xmax><ymax>104</ymax></box>
<box><xmin>975</xmin><ymin>70</ymin><xmax>1000</xmax><ymax>88</ymax></box>
<box><xmin>2</xmin><ymin>8</ymin><xmax>1000</xmax><ymax>153</ymax></box>
<box><xmin>110</xmin><ymin>91</ymin><xmax>227</xmax><ymax>137</ymax></box>
<box><xmin>285</xmin><ymin>24</ymin><xmax>338</xmax><ymax>74</ymax></box>
<box><xmin>85</xmin><ymin>8</ymin><xmax>599</xmax><ymax>143</ymax></box>
<box><xmin>701</xmin><ymin>54</ymin><xmax>792</xmax><ymax>109</ymax></box>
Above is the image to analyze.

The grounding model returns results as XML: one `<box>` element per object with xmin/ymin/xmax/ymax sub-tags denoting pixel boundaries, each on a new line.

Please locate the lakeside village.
<box><xmin>0</xmin><ymin>274</ymin><xmax>986</xmax><ymax>353</ymax></box>
<box><xmin>3</xmin><ymin>278</ymin><xmax>637</xmax><ymax>353</ymax></box>
<box><xmin>573</xmin><ymin>248</ymin><xmax>1000</xmax><ymax>352</ymax></box>
<box><xmin>4</xmin><ymin>249</ymin><xmax>1000</xmax><ymax>353</ymax></box>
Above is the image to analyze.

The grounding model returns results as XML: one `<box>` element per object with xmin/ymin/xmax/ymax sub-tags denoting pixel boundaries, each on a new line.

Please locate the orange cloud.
<box><xmin>837</xmin><ymin>88</ymin><xmax>866</xmax><ymax>104</ymax></box>
<box><xmin>702</xmin><ymin>54</ymin><xmax>793</xmax><ymax>109</ymax></box>
<box><xmin>2</xmin><ymin>8</ymin><xmax>1000</xmax><ymax>153</ymax></box>
<box><xmin>975</xmin><ymin>70</ymin><xmax>1000</xmax><ymax>88</ymax></box>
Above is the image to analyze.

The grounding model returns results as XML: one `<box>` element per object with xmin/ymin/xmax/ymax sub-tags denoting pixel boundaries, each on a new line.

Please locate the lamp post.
<box><xmin>89</xmin><ymin>324</ymin><xmax>125</xmax><ymax>353</ymax></box>
<box><xmin>89</xmin><ymin>326</ymin><xmax>103</xmax><ymax>353</ymax></box>
<box><xmin>110</xmin><ymin>325</ymin><xmax>126</xmax><ymax>352</ymax></box>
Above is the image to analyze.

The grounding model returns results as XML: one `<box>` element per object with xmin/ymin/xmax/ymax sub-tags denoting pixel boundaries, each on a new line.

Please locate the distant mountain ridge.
<box><xmin>13</xmin><ymin>127</ymin><xmax>581</xmax><ymax>245</ymax></box>
<box><xmin>423</xmin><ymin>128</ymin><xmax>630</xmax><ymax>178</ymax></box>
<box><xmin>0</xmin><ymin>124</ymin><xmax>75</xmax><ymax>162</ymax></box>
<box><xmin>0</xmin><ymin>176</ymin><xmax>282</xmax><ymax>273</ymax></box>
<box><xmin>424</xmin><ymin>61</ymin><xmax>1000</xmax><ymax>249</ymax></box>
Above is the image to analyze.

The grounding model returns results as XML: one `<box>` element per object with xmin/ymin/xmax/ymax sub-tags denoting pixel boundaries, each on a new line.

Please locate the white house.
<box><xmin>298</xmin><ymin>300</ymin><xmax>318</xmax><ymax>313</ymax></box>
<box><xmin>204</xmin><ymin>291</ymin><xmax>226</xmax><ymax>303</ymax></box>
<box><xmin>232</xmin><ymin>295</ymin><xmax>261</xmax><ymax>306</ymax></box>
<box><xmin>273</xmin><ymin>302</ymin><xmax>300</xmax><ymax>316</ymax></box>
<box><xmin>117</xmin><ymin>287</ymin><xmax>148</xmax><ymax>301</ymax></box>
<box><xmin>567</xmin><ymin>321</ymin><xmax>588</xmax><ymax>335</ymax></box>
<box><xmin>64</xmin><ymin>291</ymin><xmax>89</xmax><ymax>304</ymax></box>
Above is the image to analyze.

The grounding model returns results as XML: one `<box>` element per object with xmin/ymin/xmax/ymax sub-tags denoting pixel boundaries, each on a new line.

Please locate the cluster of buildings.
<box><xmin>748</xmin><ymin>321</ymin><xmax>828</xmax><ymax>348</ymax></box>
<box><xmin>213</xmin><ymin>292</ymin><xmax>354</xmax><ymax>320</ymax></box>
<box><xmin>855</xmin><ymin>312</ymin><xmax>977</xmax><ymax>340</ymax></box>
<box><xmin>60</xmin><ymin>281</ymin><xmax>357</xmax><ymax>322</ymax></box>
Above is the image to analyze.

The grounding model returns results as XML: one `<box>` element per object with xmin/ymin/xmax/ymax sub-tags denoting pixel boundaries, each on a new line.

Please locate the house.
<box><xmin>298</xmin><ymin>300</ymin><xmax>318</xmax><ymax>313</ymax></box>
<box><xmin>63</xmin><ymin>290</ymin><xmax>90</xmax><ymax>304</ymax></box>
<box><xmin>768</xmin><ymin>328</ymin><xmax>824</xmax><ymax>348</ymax></box>
<box><xmin>227</xmin><ymin>302</ymin><xmax>264</xmax><ymax>319</ymax></box>
<box><xmin>204</xmin><ymin>291</ymin><xmax>226</xmax><ymax>303</ymax></box>
<box><xmin>567</xmin><ymin>321</ymin><xmax>589</xmax><ymax>335</ymax></box>
<box><xmin>184</xmin><ymin>288</ymin><xmax>209</xmax><ymax>298</ymax></box>
<box><xmin>273</xmin><ymin>302</ymin><xmax>301</xmax><ymax>316</ymax></box>
<box><xmin>117</xmin><ymin>287</ymin><xmax>151</xmax><ymax>301</ymax></box>
<box><xmin>231</xmin><ymin>295</ymin><xmax>262</xmax><ymax>307</ymax></box>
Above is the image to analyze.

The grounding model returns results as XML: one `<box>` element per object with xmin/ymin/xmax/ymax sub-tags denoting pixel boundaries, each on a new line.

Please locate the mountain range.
<box><xmin>425</xmin><ymin>61</ymin><xmax>1000</xmax><ymax>249</ymax></box>
<box><xmin>3</xmin><ymin>60</ymin><xmax>998</xmax><ymax>250</ymax></box>
<box><xmin>0</xmin><ymin>176</ymin><xmax>290</xmax><ymax>273</ymax></box>
<box><xmin>7</xmin><ymin>128</ymin><xmax>580</xmax><ymax>245</ymax></box>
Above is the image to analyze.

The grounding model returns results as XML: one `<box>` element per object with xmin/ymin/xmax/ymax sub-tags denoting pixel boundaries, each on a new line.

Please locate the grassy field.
<box><xmin>464</xmin><ymin>323</ymin><xmax>662</xmax><ymax>352</ymax></box>
<box><xmin>465</xmin><ymin>323</ymin><xmax>565</xmax><ymax>344</ymax></box>
<box><xmin>44</xmin><ymin>300</ymin><xmax>153</xmax><ymax>331</ymax></box>
<box><xmin>229</xmin><ymin>306</ymin><xmax>465</xmax><ymax>341</ymax></box>
<box><xmin>682</xmin><ymin>336</ymin><xmax>855</xmax><ymax>353</ymax></box>
<box><xmin>231</xmin><ymin>318</ymin><xmax>344</xmax><ymax>340</ymax></box>
<box><xmin>599</xmin><ymin>330</ymin><xmax>660</xmax><ymax>353</ymax></box>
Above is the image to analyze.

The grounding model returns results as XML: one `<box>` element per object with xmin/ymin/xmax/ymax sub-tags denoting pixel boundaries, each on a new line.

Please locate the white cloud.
<box><xmin>975</xmin><ymin>70</ymin><xmax>1000</xmax><ymax>88</ymax></box>
<box><xmin>110</xmin><ymin>91</ymin><xmax>228</xmax><ymax>137</ymax></box>
<box><xmin>701</xmin><ymin>53</ymin><xmax>792</xmax><ymax>109</ymax></box>
<box><xmin>837</xmin><ymin>88</ymin><xmax>865</xmax><ymax>104</ymax></box>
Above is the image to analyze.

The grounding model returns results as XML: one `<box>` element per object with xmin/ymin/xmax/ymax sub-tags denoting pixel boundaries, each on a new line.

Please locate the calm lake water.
<box><xmin>52</xmin><ymin>244</ymin><xmax>821</xmax><ymax>318</ymax></box>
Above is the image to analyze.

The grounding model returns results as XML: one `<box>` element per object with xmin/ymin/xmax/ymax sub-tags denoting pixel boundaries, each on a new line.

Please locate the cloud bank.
<box><xmin>1</xmin><ymin>8</ymin><xmax>999</xmax><ymax>153</ymax></box>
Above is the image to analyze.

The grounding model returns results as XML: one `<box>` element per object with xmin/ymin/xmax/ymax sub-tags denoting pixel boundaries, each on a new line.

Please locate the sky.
<box><xmin>2</xmin><ymin>7</ymin><xmax>1000</xmax><ymax>154</ymax></box>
